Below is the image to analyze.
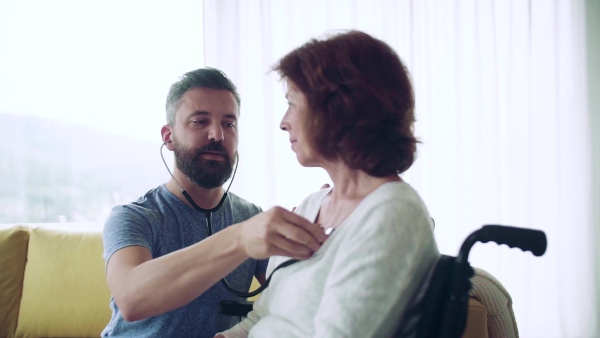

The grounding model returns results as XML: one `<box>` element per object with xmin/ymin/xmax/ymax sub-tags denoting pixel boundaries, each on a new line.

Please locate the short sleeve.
<box><xmin>102</xmin><ymin>204</ymin><xmax>156</xmax><ymax>268</ymax></box>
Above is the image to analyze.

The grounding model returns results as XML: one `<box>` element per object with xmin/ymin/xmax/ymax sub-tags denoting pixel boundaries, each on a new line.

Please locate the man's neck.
<box><xmin>165</xmin><ymin>172</ymin><xmax>226</xmax><ymax>210</ymax></box>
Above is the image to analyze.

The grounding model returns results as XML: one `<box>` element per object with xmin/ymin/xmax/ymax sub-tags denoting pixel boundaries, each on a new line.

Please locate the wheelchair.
<box><xmin>219</xmin><ymin>224</ymin><xmax>547</xmax><ymax>338</ymax></box>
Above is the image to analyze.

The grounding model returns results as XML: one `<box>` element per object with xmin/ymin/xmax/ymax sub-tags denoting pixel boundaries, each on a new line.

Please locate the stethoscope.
<box><xmin>160</xmin><ymin>141</ymin><xmax>298</xmax><ymax>297</ymax></box>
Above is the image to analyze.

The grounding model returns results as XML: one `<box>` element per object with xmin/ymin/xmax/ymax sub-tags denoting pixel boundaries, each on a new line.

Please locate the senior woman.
<box><xmin>217</xmin><ymin>30</ymin><xmax>439</xmax><ymax>338</ymax></box>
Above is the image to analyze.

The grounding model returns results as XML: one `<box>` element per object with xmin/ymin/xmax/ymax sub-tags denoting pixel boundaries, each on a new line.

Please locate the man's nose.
<box><xmin>208</xmin><ymin>123</ymin><xmax>224</xmax><ymax>141</ymax></box>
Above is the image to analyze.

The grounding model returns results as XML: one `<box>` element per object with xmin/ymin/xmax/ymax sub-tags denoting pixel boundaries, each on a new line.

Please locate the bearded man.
<box><xmin>101</xmin><ymin>68</ymin><xmax>328</xmax><ymax>338</ymax></box>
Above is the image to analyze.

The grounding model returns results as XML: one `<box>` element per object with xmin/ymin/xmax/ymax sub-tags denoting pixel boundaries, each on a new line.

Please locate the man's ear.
<box><xmin>161</xmin><ymin>125</ymin><xmax>174</xmax><ymax>151</ymax></box>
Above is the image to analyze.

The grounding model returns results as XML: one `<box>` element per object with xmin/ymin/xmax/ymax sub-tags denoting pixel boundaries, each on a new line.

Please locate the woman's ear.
<box><xmin>161</xmin><ymin>125</ymin><xmax>174</xmax><ymax>151</ymax></box>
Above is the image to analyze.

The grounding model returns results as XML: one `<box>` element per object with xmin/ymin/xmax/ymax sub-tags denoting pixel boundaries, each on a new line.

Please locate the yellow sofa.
<box><xmin>0</xmin><ymin>224</ymin><xmax>110</xmax><ymax>338</ymax></box>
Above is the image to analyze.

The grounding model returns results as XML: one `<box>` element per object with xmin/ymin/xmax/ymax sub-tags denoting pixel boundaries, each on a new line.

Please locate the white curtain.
<box><xmin>203</xmin><ymin>0</ymin><xmax>596</xmax><ymax>337</ymax></box>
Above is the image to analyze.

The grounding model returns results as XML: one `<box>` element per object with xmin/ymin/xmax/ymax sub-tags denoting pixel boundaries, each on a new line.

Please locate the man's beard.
<box><xmin>173</xmin><ymin>140</ymin><xmax>236</xmax><ymax>190</ymax></box>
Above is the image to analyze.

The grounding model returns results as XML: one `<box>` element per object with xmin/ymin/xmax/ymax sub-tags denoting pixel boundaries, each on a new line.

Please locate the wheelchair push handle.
<box><xmin>479</xmin><ymin>225</ymin><xmax>546</xmax><ymax>255</ymax></box>
<box><xmin>458</xmin><ymin>225</ymin><xmax>547</xmax><ymax>263</ymax></box>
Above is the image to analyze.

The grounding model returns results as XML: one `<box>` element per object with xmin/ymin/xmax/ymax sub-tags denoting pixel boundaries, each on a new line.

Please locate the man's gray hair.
<box><xmin>165</xmin><ymin>67</ymin><xmax>241</xmax><ymax>126</ymax></box>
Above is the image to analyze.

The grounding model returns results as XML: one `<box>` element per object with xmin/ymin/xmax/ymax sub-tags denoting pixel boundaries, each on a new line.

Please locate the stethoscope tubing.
<box><xmin>160</xmin><ymin>141</ymin><xmax>292</xmax><ymax>298</ymax></box>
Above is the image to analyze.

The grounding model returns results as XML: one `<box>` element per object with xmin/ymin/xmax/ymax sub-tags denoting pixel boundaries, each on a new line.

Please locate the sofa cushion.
<box><xmin>15</xmin><ymin>227</ymin><xmax>112</xmax><ymax>337</ymax></box>
<box><xmin>0</xmin><ymin>225</ymin><xmax>30</xmax><ymax>338</ymax></box>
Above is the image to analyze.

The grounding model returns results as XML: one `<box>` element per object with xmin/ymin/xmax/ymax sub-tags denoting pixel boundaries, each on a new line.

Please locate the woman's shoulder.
<box><xmin>294</xmin><ymin>186</ymin><xmax>332</xmax><ymax>218</ymax></box>
<box><xmin>352</xmin><ymin>181</ymin><xmax>434</xmax><ymax>233</ymax></box>
<box><xmin>367</xmin><ymin>181</ymin><xmax>425</xmax><ymax>208</ymax></box>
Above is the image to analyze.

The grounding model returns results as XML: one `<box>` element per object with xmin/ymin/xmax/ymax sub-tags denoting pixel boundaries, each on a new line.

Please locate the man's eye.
<box><xmin>192</xmin><ymin>120</ymin><xmax>207</xmax><ymax>125</ymax></box>
<box><xmin>224</xmin><ymin>122</ymin><xmax>236</xmax><ymax>128</ymax></box>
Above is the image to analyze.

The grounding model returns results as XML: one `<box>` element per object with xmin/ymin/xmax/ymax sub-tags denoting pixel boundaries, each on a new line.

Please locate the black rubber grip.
<box><xmin>477</xmin><ymin>225</ymin><xmax>547</xmax><ymax>256</ymax></box>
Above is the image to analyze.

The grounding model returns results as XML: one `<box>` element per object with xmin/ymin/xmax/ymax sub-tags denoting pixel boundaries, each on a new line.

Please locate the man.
<box><xmin>102</xmin><ymin>67</ymin><xmax>327</xmax><ymax>337</ymax></box>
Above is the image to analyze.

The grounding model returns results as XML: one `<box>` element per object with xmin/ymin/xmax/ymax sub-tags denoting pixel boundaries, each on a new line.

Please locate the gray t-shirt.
<box><xmin>102</xmin><ymin>184</ymin><xmax>267</xmax><ymax>338</ymax></box>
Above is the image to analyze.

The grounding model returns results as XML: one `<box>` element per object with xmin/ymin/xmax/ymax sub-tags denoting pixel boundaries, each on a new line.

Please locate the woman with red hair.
<box><xmin>217</xmin><ymin>30</ymin><xmax>439</xmax><ymax>338</ymax></box>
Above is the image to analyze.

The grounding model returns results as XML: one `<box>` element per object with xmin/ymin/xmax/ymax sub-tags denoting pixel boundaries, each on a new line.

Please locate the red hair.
<box><xmin>273</xmin><ymin>30</ymin><xmax>417</xmax><ymax>176</ymax></box>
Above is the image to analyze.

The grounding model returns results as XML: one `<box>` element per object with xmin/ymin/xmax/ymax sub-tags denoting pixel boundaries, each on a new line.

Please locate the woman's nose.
<box><xmin>280</xmin><ymin>111</ymin><xmax>290</xmax><ymax>131</ymax></box>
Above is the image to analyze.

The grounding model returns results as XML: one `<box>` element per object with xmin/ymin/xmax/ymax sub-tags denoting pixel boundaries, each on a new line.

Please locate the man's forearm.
<box><xmin>108</xmin><ymin>224</ymin><xmax>247</xmax><ymax>321</ymax></box>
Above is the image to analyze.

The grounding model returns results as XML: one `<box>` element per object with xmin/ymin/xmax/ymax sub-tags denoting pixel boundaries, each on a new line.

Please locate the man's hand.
<box><xmin>237</xmin><ymin>206</ymin><xmax>328</xmax><ymax>260</ymax></box>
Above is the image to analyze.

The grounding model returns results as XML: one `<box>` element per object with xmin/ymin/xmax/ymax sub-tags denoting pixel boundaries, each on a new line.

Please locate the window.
<box><xmin>0</xmin><ymin>0</ymin><xmax>203</xmax><ymax>223</ymax></box>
